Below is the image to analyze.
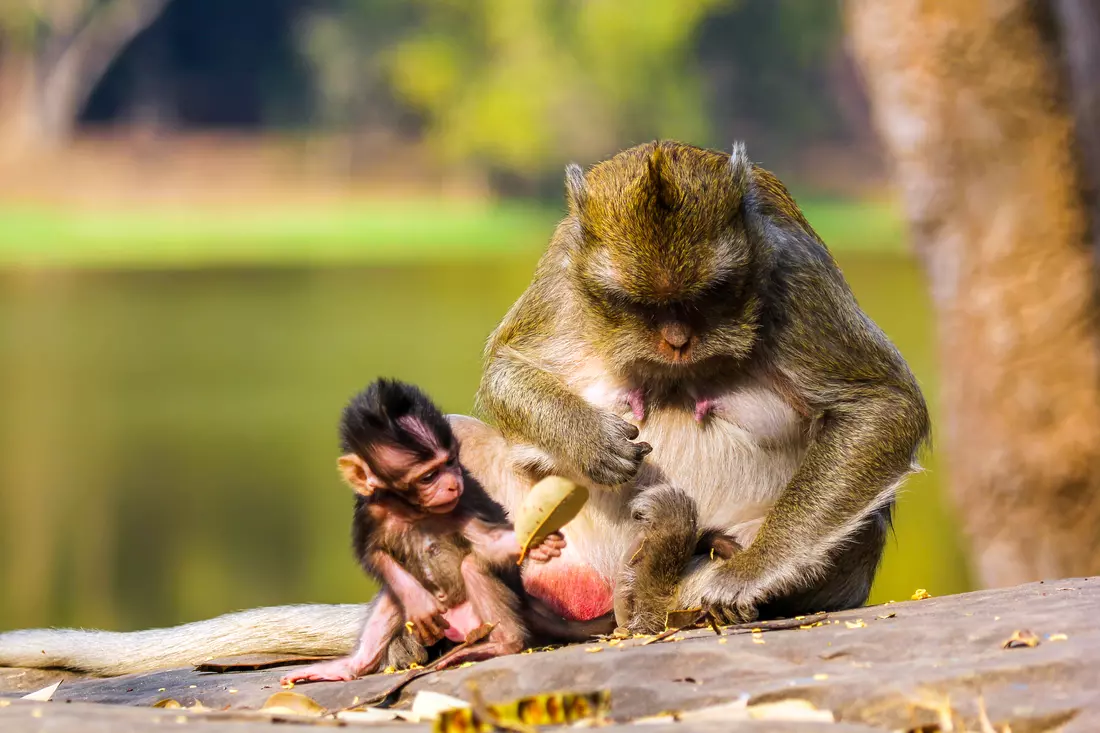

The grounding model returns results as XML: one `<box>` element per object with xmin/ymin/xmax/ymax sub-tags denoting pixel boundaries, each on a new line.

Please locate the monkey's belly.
<box><xmin>521</xmin><ymin>562</ymin><xmax>614</xmax><ymax>621</ymax></box>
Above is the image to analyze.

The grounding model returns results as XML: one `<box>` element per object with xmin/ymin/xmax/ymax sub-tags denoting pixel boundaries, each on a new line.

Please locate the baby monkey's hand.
<box><xmin>525</xmin><ymin>531</ymin><xmax>566</xmax><ymax>563</ymax></box>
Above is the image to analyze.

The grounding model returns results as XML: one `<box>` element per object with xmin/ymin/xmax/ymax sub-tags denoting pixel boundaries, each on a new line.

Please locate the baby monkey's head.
<box><xmin>338</xmin><ymin>378</ymin><xmax>463</xmax><ymax>514</ymax></box>
<box><xmin>564</xmin><ymin>140</ymin><xmax>767</xmax><ymax>372</ymax></box>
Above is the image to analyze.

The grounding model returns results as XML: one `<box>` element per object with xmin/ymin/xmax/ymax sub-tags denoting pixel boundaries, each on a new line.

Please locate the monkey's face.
<box><xmin>340</xmin><ymin>445</ymin><xmax>464</xmax><ymax>514</ymax></box>
<box><xmin>567</xmin><ymin>141</ymin><xmax>759</xmax><ymax>373</ymax></box>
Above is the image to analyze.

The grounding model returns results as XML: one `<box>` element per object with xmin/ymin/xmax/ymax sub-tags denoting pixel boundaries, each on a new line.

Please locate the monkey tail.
<box><xmin>0</xmin><ymin>604</ymin><xmax>367</xmax><ymax>677</ymax></box>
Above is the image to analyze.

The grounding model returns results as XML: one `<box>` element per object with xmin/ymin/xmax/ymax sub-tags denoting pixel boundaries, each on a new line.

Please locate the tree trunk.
<box><xmin>0</xmin><ymin>0</ymin><xmax>170</xmax><ymax>148</ymax></box>
<box><xmin>845</xmin><ymin>0</ymin><xmax>1100</xmax><ymax>587</ymax></box>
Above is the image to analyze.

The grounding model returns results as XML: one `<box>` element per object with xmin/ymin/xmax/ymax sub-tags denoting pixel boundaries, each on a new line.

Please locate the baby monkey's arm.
<box><xmin>369</xmin><ymin>550</ymin><xmax>450</xmax><ymax>645</ymax></box>
<box><xmin>465</xmin><ymin>518</ymin><xmax>566</xmax><ymax>565</ymax></box>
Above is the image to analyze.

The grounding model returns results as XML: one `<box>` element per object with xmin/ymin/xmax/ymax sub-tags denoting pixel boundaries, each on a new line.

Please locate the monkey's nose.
<box><xmin>661</xmin><ymin>322</ymin><xmax>692</xmax><ymax>350</ymax></box>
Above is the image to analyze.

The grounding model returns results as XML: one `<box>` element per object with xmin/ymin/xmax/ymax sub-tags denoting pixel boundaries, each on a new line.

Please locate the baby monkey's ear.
<box><xmin>338</xmin><ymin>454</ymin><xmax>385</xmax><ymax>496</ymax></box>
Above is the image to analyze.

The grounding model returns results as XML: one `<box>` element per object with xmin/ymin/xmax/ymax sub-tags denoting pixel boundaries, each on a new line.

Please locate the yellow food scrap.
<box><xmin>911</xmin><ymin>589</ymin><xmax>931</xmax><ymax>600</ymax></box>
<box><xmin>586</xmin><ymin>646</ymin><xmax>604</xmax><ymax>653</ymax></box>
<box><xmin>405</xmin><ymin>621</ymin><xmax>415</xmax><ymax>633</ymax></box>
<box><xmin>718</xmin><ymin>638</ymin><xmax>728</xmax><ymax>644</ymax></box>
<box><xmin>1002</xmin><ymin>629</ymin><xmax>1040</xmax><ymax>649</ymax></box>
<box><xmin>1049</xmin><ymin>633</ymin><xmax>1068</xmax><ymax>642</ymax></box>
<box><xmin>383</xmin><ymin>665</ymin><xmax>397</xmax><ymax>675</ymax></box>
<box><xmin>813</xmin><ymin>673</ymin><xmax>829</xmax><ymax>680</ymax></box>
<box><xmin>844</xmin><ymin>620</ymin><xmax>867</xmax><ymax>629</ymax></box>
<box><xmin>752</xmin><ymin>636</ymin><xmax>766</xmax><ymax>644</ymax></box>
<box><xmin>280</xmin><ymin>681</ymin><xmax>295</xmax><ymax>689</ymax></box>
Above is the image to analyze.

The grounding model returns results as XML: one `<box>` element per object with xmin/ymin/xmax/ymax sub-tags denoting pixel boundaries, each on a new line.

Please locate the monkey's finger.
<box><xmin>623</xmin><ymin>422</ymin><xmax>641</xmax><ymax>440</ymax></box>
<box><xmin>634</xmin><ymin>441</ymin><xmax>653</xmax><ymax>459</ymax></box>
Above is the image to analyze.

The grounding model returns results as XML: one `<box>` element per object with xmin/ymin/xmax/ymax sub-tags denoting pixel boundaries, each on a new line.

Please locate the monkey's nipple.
<box><xmin>627</xmin><ymin>388</ymin><xmax>646</xmax><ymax>422</ymax></box>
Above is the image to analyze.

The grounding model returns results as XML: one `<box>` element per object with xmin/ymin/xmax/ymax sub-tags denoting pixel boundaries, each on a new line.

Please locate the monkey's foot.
<box><xmin>280</xmin><ymin>656</ymin><xmax>372</xmax><ymax>685</ymax></box>
<box><xmin>627</xmin><ymin>388</ymin><xmax>646</xmax><ymax>422</ymax></box>
<box><xmin>694</xmin><ymin>398</ymin><xmax>715</xmax><ymax>423</ymax></box>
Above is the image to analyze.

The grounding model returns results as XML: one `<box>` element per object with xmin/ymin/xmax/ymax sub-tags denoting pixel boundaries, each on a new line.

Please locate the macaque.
<box><xmin>281</xmin><ymin>379</ymin><xmax>599</xmax><ymax>685</ymax></box>
<box><xmin>470</xmin><ymin>140</ymin><xmax>930</xmax><ymax>632</ymax></box>
<box><xmin>0</xmin><ymin>140</ymin><xmax>929</xmax><ymax>675</ymax></box>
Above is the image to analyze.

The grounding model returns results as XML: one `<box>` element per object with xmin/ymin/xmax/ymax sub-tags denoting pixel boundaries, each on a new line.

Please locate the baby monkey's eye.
<box><xmin>419</xmin><ymin>470</ymin><xmax>439</xmax><ymax>484</ymax></box>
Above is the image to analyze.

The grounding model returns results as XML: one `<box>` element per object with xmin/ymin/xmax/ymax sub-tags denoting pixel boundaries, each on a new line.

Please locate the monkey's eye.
<box><xmin>419</xmin><ymin>469</ymin><xmax>438</xmax><ymax>484</ymax></box>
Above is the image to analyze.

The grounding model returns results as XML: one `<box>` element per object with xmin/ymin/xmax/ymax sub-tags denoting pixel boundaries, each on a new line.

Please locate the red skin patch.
<box><xmin>522</xmin><ymin>563</ymin><xmax>614</xmax><ymax>621</ymax></box>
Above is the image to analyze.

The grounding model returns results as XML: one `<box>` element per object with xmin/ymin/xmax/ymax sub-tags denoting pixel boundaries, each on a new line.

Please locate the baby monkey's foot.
<box><xmin>280</xmin><ymin>656</ymin><xmax>370</xmax><ymax>685</ymax></box>
<box><xmin>694</xmin><ymin>398</ymin><xmax>716</xmax><ymax>423</ymax></box>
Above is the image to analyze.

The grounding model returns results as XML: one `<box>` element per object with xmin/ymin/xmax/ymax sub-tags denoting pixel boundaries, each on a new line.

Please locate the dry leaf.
<box><xmin>877</xmin><ymin>612</ymin><xmax>897</xmax><ymax>619</ymax></box>
<box><xmin>1002</xmin><ymin>630</ymin><xmax>1040</xmax><ymax>649</ymax></box>
<box><xmin>21</xmin><ymin>680</ymin><xmax>61</xmax><ymax>702</ymax></box>
<box><xmin>152</xmin><ymin>699</ymin><xmax>182</xmax><ymax>709</ymax></box>
<box><xmin>515</xmin><ymin>476</ymin><xmax>589</xmax><ymax>563</ymax></box>
<box><xmin>259</xmin><ymin>691</ymin><xmax>326</xmax><ymax>717</ymax></box>
<box><xmin>912</xmin><ymin>589</ymin><xmax>932</xmax><ymax>600</ymax></box>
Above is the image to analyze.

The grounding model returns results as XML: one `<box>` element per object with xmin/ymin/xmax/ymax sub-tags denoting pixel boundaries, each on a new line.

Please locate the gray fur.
<box><xmin>0</xmin><ymin>603</ymin><xmax>367</xmax><ymax>676</ymax></box>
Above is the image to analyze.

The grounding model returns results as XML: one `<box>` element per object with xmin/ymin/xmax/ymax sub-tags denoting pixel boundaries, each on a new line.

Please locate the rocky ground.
<box><xmin>2</xmin><ymin>578</ymin><xmax>1098</xmax><ymax>732</ymax></box>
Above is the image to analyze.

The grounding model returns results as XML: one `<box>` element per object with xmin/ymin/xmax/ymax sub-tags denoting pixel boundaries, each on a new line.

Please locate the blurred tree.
<box><xmin>847</xmin><ymin>1</ymin><xmax>1100</xmax><ymax>586</ymax></box>
<box><xmin>0</xmin><ymin>0</ymin><xmax>169</xmax><ymax>149</ymax></box>
<box><xmin>375</xmin><ymin>0</ymin><xmax>734</xmax><ymax>186</ymax></box>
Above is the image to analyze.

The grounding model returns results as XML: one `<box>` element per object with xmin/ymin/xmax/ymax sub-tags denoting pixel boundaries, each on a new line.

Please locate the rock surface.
<box><xmin>2</xmin><ymin>577</ymin><xmax>1099</xmax><ymax>731</ymax></box>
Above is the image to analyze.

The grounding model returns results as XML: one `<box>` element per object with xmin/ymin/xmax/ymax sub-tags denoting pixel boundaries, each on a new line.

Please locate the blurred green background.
<box><xmin>0</xmin><ymin>0</ymin><xmax>968</xmax><ymax>633</ymax></box>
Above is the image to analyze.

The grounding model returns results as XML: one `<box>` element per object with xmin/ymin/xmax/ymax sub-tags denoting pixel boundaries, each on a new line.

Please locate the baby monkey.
<box><xmin>282</xmin><ymin>379</ymin><xmax>590</xmax><ymax>685</ymax></box>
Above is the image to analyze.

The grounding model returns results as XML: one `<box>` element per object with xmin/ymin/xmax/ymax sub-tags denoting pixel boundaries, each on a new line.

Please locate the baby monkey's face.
<box><xmin>371</xmin><ymin>442</ymin><xmax>464</xmax><ymax>514</ymax></box>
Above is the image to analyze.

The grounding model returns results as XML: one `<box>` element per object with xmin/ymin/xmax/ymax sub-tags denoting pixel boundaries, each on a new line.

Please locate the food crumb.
<box><xmin>1049</xmin><ymin>633</ymin><xmax>1068</xmax><ymax>642</ymax></box>
<box><xmin>845</xmin><ymin>620</ymin><xmax>867</xmax><ymax>629</ymax></box>
<box><xmin>586</xmin><ymin>646</ymin><xmax>604</xmax><ymax>653</ymax></box>
<box><xmin>813</xmin><ymin>673</ymin><xmax>829</xmax><ymax>680</ymax></box>
<box><xmin>911</xmin><ymin>589</ymin><xmax>931</xmax><ymax>600</ymax></box>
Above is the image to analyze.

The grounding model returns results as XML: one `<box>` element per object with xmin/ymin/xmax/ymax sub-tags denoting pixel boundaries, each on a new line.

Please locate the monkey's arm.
<box><xmin>700</xmin><ymin>253</ymin><xmax>930</xmax><ymax>620</ymax></box>
<box><xmin>369</xmin><ymin>550</ymin><xmax>450</xmax><ymax>644</ymax></box>
<box><xmin>464</xmin><ymin>517</ymin><xmax>565</xmax><ymax>565</ymax></box>
<box><xmin>478</xmin><ymin>339</ymin><xmax>650</xmax><ymax>486</ymax></box>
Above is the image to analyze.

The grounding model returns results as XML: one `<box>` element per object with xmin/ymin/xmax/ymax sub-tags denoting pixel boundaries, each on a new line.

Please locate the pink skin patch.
<box><xmin>441</xmin><ymin>601</ymin><xmax>483</xmax><ymax>643</ymax></box>
<box><xmin>627</xmin><ymin>388</ymin><xmax>646</xmax><ymax>422</ymax></box>
<box><xmin>694</xmin><ymin>397</ymin><xmax>715</xmax><ymax>423</ymax></box>
<box><xmin>522</xmin><ymin>563</ymin><xmax>614</xmax><ymax>621</ymax></box>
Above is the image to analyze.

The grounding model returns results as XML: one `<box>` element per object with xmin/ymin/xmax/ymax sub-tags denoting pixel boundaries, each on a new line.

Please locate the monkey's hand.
<box><xmin>526</xmin><ymin>531</ymin><xmax>566</xmax><ymax>563</ymax></box>
<box><xmin>695</xmin><ymin>560</ymin><xmax>761</xmax><ymax>626</ymax></box>
<box><xmin>579</xmin><ymin>412</ymin><xmax>652</xmax><ymax>486</ymax></box>
<box><xmin>402</xmin><ymin>586</ymin><xmax>450</xmax><ymax>645</ymax></box>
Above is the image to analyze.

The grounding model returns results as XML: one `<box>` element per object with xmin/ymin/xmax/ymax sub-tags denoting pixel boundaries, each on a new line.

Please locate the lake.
<box><xmin>0</xmin><ymin>253</ymin><xmax>969</xmax><ymax>632</ymax></box>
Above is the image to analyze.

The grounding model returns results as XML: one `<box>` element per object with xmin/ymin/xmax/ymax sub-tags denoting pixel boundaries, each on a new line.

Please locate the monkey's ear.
<box><xmin>564</xmin><ymin>163</ymin><xmax>587</xmax><ymax>215</ymax></box>
<box><xmin>338</xmin><ymin>454</ymin><xmax>382</xmax><ymax>496</ymax></box>
<box><xmin>730</xmin><ymin>141</ymin><xmax>752</xmax><ymax>195</ymax></box>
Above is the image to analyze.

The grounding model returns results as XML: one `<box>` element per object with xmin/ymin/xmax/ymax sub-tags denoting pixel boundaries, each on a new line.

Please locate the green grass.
<box><xmin>0</xmin><ymin>197</ymin><xmax>907</xmax><ymax>268</ymax></box>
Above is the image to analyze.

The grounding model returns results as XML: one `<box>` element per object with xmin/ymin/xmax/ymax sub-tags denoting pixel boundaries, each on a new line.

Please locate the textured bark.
<box><xmin>845</xmin><ymin>0</ymin><xmax>1100</xmax><ymax>587</ymax></box>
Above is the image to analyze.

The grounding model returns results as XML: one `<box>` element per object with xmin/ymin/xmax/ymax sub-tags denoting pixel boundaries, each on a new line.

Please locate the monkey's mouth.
<box><xmin>428</xmin><ymin>496</ymin><xmax>461</xmax><ymax>514</ymax></box>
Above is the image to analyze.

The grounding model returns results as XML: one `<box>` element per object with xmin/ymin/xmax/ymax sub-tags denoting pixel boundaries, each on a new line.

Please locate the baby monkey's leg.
<box><xmin>433</xmin><ymin>554</ymin><xmax>526</xmax><ymax>668</ymax></box>
<box><xmin>280</xmin><ymin>589</ymin><xmax>405</xmax><ymax>684</ymax></box>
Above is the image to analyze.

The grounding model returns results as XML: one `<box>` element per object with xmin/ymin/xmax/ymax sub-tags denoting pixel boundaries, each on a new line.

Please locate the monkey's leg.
<box><xmin>281</xmin><ymin>590</ymin><xmax>404</xmax><ymax>684</ymax></box>
<box><xmin>458</xmin><ymin>555</ymin><xmax>526</xmax><ymax>657</ymax></box>
<box><xmin>676</xmin><ymin>506</ymin><xmax>892</xmax><ymax>624</ymax></box>
<box><xmin>525</xmin><ymin>597</ymin><xmax>615</xmax><ymax>644</ymax></box>
<box><xmin>616</xmin><ymin>485</ymin><xmax>699</xmax><ymax>634</ymax></box>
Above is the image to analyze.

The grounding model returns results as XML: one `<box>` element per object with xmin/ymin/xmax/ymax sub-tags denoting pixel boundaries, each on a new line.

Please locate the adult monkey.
<box><xmin>0</xmin><ymin>141</ymin><xmax>928</xmax><ymax>675</ymax></box>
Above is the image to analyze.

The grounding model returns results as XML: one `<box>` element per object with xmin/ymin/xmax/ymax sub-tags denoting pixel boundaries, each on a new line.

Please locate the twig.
<box><xmin>357</xmin><ymin>623</ymin><xmax>495</xmax><ymax>708</ymax></box>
